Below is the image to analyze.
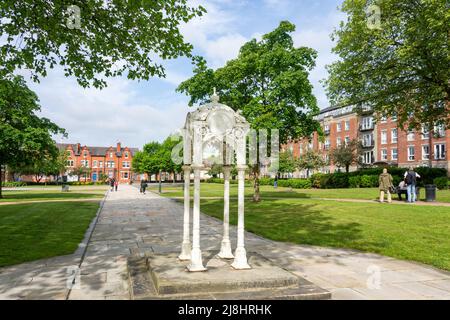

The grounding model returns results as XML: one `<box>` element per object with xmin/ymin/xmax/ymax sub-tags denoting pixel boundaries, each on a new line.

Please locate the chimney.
<box><xmin>116</xmin><ymin>142</ymin><xmax>121</xmax><ymax>153</ymax></box>
<box><xmin>76</xmin><ymin>143</ymin><xmax>81</xmax><ymax>154</ymax></box>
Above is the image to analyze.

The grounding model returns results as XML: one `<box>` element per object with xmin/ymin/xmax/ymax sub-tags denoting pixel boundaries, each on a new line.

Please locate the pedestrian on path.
<box><xmin>110</xmin><ymin>178</ymin><xmax>115</xmax><ymax>192</ymax></box>
<box><xmin>140</xmin><ymin>180</ymin><xmax>148</xmax><ymax>194</ymax></box>
<box><xmin>404</xmin><ymin>167</ymin><xmax>421</xmax><ymax>203</ymax></box>
<box><xmin>115</xmin><ymin>179</ymin><xmax>119</xmax><ymax>192</ymax></box>
<box><xmin>274</xmin><ymin>175</ymin><xmax>278</xmax><ymax>188</ymax></box>
<box><xmin>378</xmin><ymin>168</ymin><xmax>394</xmax><ymax>203</ymax></box>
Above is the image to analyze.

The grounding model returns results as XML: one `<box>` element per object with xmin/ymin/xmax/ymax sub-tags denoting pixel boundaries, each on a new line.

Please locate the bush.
<box><xmin>349</xmin><ymin>176</ymin><xmax>361</xmax><ymax>188</ymax></box>
<box><xmin>360</xmin><ymin>175</ymin><xmax>378</xmax><ymax>188</ymax></box>
<box><xmin>1</xmin><ymin>181</ymin><xmax>27</xmax><ymax>188</ymax></box>
<box><xmin>434</xmin><ymin>177</ymin><xmax>449</xmax><ymax>190</ymax></box>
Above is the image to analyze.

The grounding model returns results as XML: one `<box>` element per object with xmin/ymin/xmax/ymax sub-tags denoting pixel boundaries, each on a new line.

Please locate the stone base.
<box><xmin>127</xmin><ymin>251</ymin><xmax>331</xmax><ymax>300</ymax></box>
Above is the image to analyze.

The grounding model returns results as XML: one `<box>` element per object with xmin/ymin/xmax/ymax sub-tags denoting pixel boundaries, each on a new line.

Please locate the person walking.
<box><xmin>114</xmin><ymin>179</ymin><xmax>119</xmax><ymax>192</ymax></box>
<box><xmin>274</xmin><ymin>175</ymin><xmax>278</xmax><ymax>189</ymax></box>
<box><xmin>109</xmin><ymin>178</ymin><xmax>115</xmax><ymax>192</ymax></box>
<box><xmin>140</xmin><ymin>180</ymin><xmax>148</xmax><ymax>194</ymax></box>
<box><xmin>404</xmin><ymin>167</ymin><xmax>421</xmax><ymax>203</ymax></box>
<box><xmin>378</xmin><ymin>168</ymin><xmax>393</xmax><ymax>203</ymax></box>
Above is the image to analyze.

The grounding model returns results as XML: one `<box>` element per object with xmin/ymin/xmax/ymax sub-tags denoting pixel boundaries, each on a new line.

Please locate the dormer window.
<box><xmin>83</xmin><ymin>151</ymin><xmax>87</xmax><ymax>157</ymax></box>
<box><xmin>124</xmin><ymin>152</ymin><xmax>129</xmax><ymax>158</ymax></box>
<box><xmin>110</xmin><ymin>152</ymin><xmax>113</xmax><ymax>158</ymax></box>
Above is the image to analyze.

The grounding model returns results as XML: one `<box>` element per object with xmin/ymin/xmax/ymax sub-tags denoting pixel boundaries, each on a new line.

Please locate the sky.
<box><xmin>26</xmin><ymin>0</ymin><xmax>345</xmax><ymax>149</ymax></box>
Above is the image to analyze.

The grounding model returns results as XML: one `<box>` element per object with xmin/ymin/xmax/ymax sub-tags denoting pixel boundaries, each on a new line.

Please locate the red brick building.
<box><xmin>283</xmin><ymin>106</ymin><xmax>449</xmax><ymax>177</ymax></box>
<box><xmin>58</xmin><ymin>142</ymin><xmax>140</xmax><ymax>183</ymax></box>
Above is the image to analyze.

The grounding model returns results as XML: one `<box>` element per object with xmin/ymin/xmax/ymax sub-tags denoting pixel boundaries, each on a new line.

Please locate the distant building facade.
<box><xmin>58</xmin><ymin>142</ymin><xmax>140</xmax><ymax>183</ymax></box>
<box><xmin>283</xmin><ymin>106</ymin><xmax>449</xmax><ymax>177</ymax></box>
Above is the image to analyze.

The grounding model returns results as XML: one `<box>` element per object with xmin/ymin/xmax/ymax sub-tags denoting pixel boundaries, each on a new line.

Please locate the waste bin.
<box><xmin>425</xmin><ymin>184</ymin><xmax>436</xmax><ymax>202</ymax></box>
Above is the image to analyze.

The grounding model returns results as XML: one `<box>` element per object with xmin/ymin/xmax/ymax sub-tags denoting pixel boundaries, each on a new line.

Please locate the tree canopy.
<box><xmin>0</xmin><ymin>75</ymin><xmax>66</xmax><ymax>197</ymax></box>
<box><xmin>0</xmin><ymin>0</ymin><xmax>206</xmax><ymax>88</ymax></box>
<box><xmin>325</xmin><ymin>0</ymin><xmax>450</xmax><ymax>129</ymax></box>
<box><xmin>177</xmin><ymin>21</ymin><xmax>321</xmax><ymax>201</ymax></box>
<box><xmin>329</xmin><ymin>139</ymin><xmax>362</xmax><ymax>173</ymax></box>
<box><xmin>297</xmin><ymin>149</ymin><xmax>326</xmax><ymax>177</ymax></box>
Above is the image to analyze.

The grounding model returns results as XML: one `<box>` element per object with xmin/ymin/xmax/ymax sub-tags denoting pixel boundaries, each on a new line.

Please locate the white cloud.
<box><xmin>28</xmin><ymin>69</ymin><xmax>188</xmax><ymax>148</ymax></box>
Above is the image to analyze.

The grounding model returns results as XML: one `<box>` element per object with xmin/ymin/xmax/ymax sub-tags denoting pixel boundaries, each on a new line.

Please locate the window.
<box><xmin>421</xmin><ymin>126</ymin><xmax>429</xmax><ymax>140</ymax></box>
<box><xmin>345</xmin><ymin>121</ymin><xmax>350</xmax><ymax>131</ymax></box>
<box><xmin>107</xmin><ymin>161</ymin><xmax>115</xmax><ymax>168</ymax></box>
<box><xmin>391</xmin><ymin>128</ymin><xmax>398</xmax><ymax>143</ymax></box>
<box><xmin>121</xmin><ymin>172</ymin><xmax>129</xmax><ymax>179</ymax></box>
<box><xmin>434</xmin><ymin>124</ymin><xmax>445</xmax><ymax>137</ymax></box>
<box><xmin>361</xmin><ymin>117</ymin><xmax>373</xmax><ymax>130</ymax></box>
<box><xmin>66</xmin><ymin>160</ymin><xmax>74</xmax><ymax>167</ymax></box>
<box><xmin>99</xmin><ymin>161</ymin><xmax>103</xmax><ymax>168</ymax></box>
<box><xmin>391</xmin><ymin>113</ymin><xmax>397</xmax><ymax>122</ymax></box>
<box><xmin>83</xmin><ymin>151</ymin><xmax>87</xmax><ymax>157</ymax></box>
<box><xmin>109</xmin><ymin>152</ymin><xmax>113</xmax><ymax>158</ymax></box>
<box><xmin>362</xmin><ymin>134</ymin><xmax>373</xmax><ymax>147</ymax></box>
<box><xmin>381</xmin><ymin>130</ymin><xmax>387</xmax><ymax>144</ymax></box>
<box><xmin>380</xmin><ymin>115</ymin><xmax>387</xmax><ymax>123</ymax></box>
<box><xmin>407</xmin><ymin>130</ymin><xmax>415</xmax><ymax>141</ymax></box>
<box><xmin>324</xmin><ymin>154</ymin><xmax>330</xmax><ymax>163</ymax></box>
<box><xmin>299</xmin><ymin>144</ymin><xmax>303</xmax><ymax>155</ymax></box>
<box><xmin>81</xmin><ymin>160</ymin><xmax>89</xmax><ymax>167</ymax></box>
<box><xmin>434</xmin><ymin>144</ymin><xmax>446</xmax><ymax>160</ymax></box>
<box><xmin>381</xmin><ymin>149</ymin><xmax>388</xmax><ymax>161</ymax></box>
<box><xmin>363</xmin><ymin>151</ymin><xmax>374</xmax><ymax>164</ymax></box>
<box><xmin>336</xmin><ymin>123</ymin><xmax>342</xmax><ymax>132</ymax></box>
<box><xmin>66</xmin><ymin>151</ymin><xmax>71</xmax><ymax>157</ymax></box>
<box><xmin>93</xmin><ymin>160</ymin><xmax>98</xmax><ymax>168</ymax></box>
<box><xmin>336</xmin><ymin>137</ymin><xmax>342</xmax><ymax>147</ymax></box>
<box><xmin>408</xmin><ymin>146</ymin><xmax>415</xmax><ymax>161</ymax></box>
<box><xmin>124</xmin><ymin>152</ymin><xmax>129</xmax><ymax>158</ymax></box>
<box><xmin>324</xmin><ymin>140</ymin><xmax>330</xmax><ymax>150</ymax></box>
<box><xmin>422</xmin><ymin>145</ymin><xmax>430</xmax><ymax>160</ymax></box>
<box><xmin>345</xmin><ymin>136</ymin><xmax>350</xmax><ymax>145</ymax></box>
<box><xmin>391</xmin><ymin>149</ymin><xmax>398</xmax><ymax>160</ymax></box>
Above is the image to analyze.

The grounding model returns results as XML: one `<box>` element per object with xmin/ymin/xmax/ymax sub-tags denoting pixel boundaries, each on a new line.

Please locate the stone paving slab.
<box><xmin>1</xmin><ymin>184</ymin><xmax>450</xmax><ymax>300</ymax></box>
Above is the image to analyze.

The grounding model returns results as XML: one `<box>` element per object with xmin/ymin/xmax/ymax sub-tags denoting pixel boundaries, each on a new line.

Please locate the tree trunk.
<box><xmin>173</xmin><ymin>171</ymin><xmax>176</xmax><ymax>184</ymax></box>
<box><xmin>252</xmin><ymin>165</ymin><xmax>261</xmax><ymax>202</ymax></box>
<box><xmin>346</xmin><ymin>164</ymin><xmax>350</xmax><ymax>173</ymax></box>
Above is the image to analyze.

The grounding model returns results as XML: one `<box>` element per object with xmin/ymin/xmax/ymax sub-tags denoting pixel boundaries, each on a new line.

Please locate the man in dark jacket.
<box><xmin>404</xmin><ymin>167</ymin><xmax>421</xmax><ymax>203</ymax></box>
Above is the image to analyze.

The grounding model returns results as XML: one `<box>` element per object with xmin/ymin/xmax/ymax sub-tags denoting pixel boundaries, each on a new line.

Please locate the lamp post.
<box><xmin>158</xmin><ymin>169</ymin><xmax>162</xmax><ymax>194</ymax></box>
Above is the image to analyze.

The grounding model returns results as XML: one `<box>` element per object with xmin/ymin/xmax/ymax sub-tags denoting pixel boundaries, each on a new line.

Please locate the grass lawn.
<box><xmin>156</xmin><ymin>183</ymin><xmax>450</xmax><ymax>203</ymax></box>
<box><xmin>0</xmin><ymin>187</ymin><xmax>106</xmax><ymax>203</ymax></box>
<box><xmin>0</xmin><ymin>201</ymin><xmax>99</xmax><ymax>267</ymax></box>
<box><xmin>198</xmin><ymin>198</ymin><xmax>450</xmax><ymax>271</ymax></box>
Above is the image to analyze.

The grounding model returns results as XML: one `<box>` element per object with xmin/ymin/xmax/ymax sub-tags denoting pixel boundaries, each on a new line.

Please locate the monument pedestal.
<box><xmin>127</xmin><ymin>252</ymin><xmax>331</xmax><ymax>300</ymax></box>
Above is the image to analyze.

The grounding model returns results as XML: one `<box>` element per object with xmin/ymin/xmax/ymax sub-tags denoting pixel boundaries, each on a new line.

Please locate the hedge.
<box><xmin>434</xmin><ymin>177</ymin><xmax>449</xmax><ymax>190</ymax></box>
<box><xmin>1</xmin><ymin>181</ymin><xmax>27</xmax><ymax>188</ymax></box>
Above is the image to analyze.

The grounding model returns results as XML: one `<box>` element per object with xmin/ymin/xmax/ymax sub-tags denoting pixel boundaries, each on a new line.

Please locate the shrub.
<box><xmin>434</xmin><ymin>177</ymin><xmax>448</xmax><ymax>190</ymax></box>
<box><xmin>1</xmin><ymin>181</ymin><xmax>27</xmax><ymax>188</ymax></box>
<box><xmin>289</xmin><ymin>179</ymin><xmax>312</xmax><ymax>189</ymax></box>
<box><xmin>360</xmin><ymin>175</ymin><xmax>378</xmax><ymax>188</ymax></box>
<box><xmin>349</xmin><ymin>176</ymin><xmax>361</xmax><ymax>188</ymax></box>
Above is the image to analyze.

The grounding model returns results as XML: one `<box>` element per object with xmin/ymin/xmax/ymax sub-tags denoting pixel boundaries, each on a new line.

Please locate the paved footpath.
<box><xmin>1</xmin><ymin>184</ymin><xmax>449</xmax><ymax>300</ymax></box>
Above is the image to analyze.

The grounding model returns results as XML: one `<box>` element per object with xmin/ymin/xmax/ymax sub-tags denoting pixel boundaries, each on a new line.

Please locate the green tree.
<box><xmin>0</xmin><ymin>75</ymin><xmax>65</xmax><ymax>197</ymax></box>
<box><xmin>329</xmin><ymin>139</ymin><xmax>362</xmax><ymax>173</ymax></box>
<box><xmin>0</xmin><ymin>0</ymin><xmax>206</xmax><ymax>88</ymax></box>
<box><xmin>69</xmin><ymin>165</ymin><xmax>91</xmax><ymax>182</ymax></box>
<box><xmin>178</xmin><ymin>21</ymin><xmax>320</xmax><ymax>201</ymax></box>
<box><xmin>278</xmin><ymin>150</ymin><xmax>296</xmax><ymax>177</ymax></box>
<box><xmin>296</xmin><ymin>149</ymin><xmax>326</xmax><ymax>178</ymax></box>
<box><xmin>325</xmin><ymin>0</ymin><xmax>450</xmax><ymax>131</ymax></box>
<box><xmin>14</xmin><ymin>150</ymin><xmax>67</xmax><ymax>183</ymax></box>
<box><xmin>132</xmin><ymin>141</ymin><xmax>162</xmax><ymax>179</ymax></box>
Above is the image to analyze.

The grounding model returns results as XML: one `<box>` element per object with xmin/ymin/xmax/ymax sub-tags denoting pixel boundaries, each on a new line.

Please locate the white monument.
<box><xmin>179</xmin><ymin>89</ymin><xmax>251</xmax><ymax>271</ymax></box>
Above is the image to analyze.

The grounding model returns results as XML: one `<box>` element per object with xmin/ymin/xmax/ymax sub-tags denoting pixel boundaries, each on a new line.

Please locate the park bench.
<box><xmin>395</xmin><ymin>186</ymin><xmax>420</xmax><ymax>201</ymax></box>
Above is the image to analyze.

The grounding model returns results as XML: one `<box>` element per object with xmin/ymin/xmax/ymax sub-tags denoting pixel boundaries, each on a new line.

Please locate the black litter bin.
<box><xmin>425</xmin><ymin>184</ymin><xmax>436</xmax><ymax>202</ymax></box>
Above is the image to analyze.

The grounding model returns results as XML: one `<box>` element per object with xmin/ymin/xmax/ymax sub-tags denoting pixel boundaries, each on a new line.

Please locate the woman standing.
<box><xmin>378</xmin><ymin>168</ymin><xmax>393</xmax><ymax>203</ymax></box>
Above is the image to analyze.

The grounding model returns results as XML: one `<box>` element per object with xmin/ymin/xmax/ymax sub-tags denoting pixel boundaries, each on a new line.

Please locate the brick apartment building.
<box><xmin>58</xmin><ymin>142</ymin><xmax>140</xmax><ymax>183</ymax></box>
<box><xmin>283</xmin><ymin>106</ymin><xmax>449</xmax><ymax>177</ymax></box>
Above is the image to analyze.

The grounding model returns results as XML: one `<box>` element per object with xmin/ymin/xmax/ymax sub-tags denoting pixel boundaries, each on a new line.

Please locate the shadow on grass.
<box><xmin>0</xmin><ymin>192</ymin><xmax>103</xmax><ymax>202</ymax></box>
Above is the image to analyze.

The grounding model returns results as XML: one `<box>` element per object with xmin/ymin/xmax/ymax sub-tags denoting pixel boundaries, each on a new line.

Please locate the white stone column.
<box><xmin>187</xmin><ymin>164</ymin><xmax>206</xmax><ymax>271</ymax></box>
<box><xmin>178</xmin><ymin>165</ymin><xmax>191</xmax><ymax>260</ymax></box>
<box><xmin>231</xmin><ymin>165</ymin><xmax>251</xmax><ymax>269</ymax></box>
<box><xmin>218</xmin><ymin>165</ymin><xmax>234</xmax><ymax>259</ymax></box>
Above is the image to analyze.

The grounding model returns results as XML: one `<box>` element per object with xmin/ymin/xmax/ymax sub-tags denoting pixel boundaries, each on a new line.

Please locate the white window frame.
<box><xmin>434</xmin><ymin>144</ymin><xmax>446</xmax><ymax>160</ymax></box>
<box><xmin>336</xmin><ymin>123</ymin><xmax>342</xmax><ymax>132</ymax></box>
<box><xmin>336</xmin><ymin>137</ymin><xmax>342</xmax><ymax>147</ymax></box>
<box><xmin>381</xmin><ymin>130</ymin><xmax>387</xmax><ymax>145</ymax></box>
<box><xmin>408</xmin><ymin>146</ymin><xmax>415</xmax><ymax>161</ymax></box>
<box><xmin>391</xmin><ymin>128</ymin><xmax>398</xmax><ymax>143</ymax></box>
<box><xmin>345</xmin><ymin>121</ymin><xmax>350</xmax><ymax>131</ymax></box>
<box><xmin>381</xmin><ymin>149</ymin><xmax>388</xmax><ymax>161</ymax></box>
<box><xmin>407</xmin><ymin>130</ymin><xmax>415</xmax><ymax>141</ymax></box>
<box><xmin>391</xmin><ymin>148</ymin><xmax>398</xmax><ymax>160</ymax></box>
<box><xmin>422</xmin><ymin>145</ymin><xmax>430</xmax><ymax>160</ymax></box>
